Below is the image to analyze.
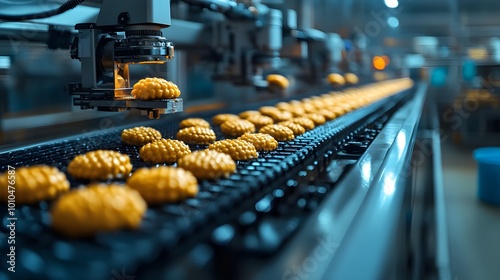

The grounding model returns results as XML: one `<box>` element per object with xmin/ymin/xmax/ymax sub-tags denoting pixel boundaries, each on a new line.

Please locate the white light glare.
<box><xmin>384</xmin><ymin>0</ymin><xmax>399</xmax><ymax>9</ymax></box>
<box><xmin>388</xmin><ymin>17</ymin><xmax>399</xmax><ymax>28</ymax></box>
<box><xmin>0</xmin><ymin>56</ymin><xmax>11</xmax><ymax>69</ymax></box>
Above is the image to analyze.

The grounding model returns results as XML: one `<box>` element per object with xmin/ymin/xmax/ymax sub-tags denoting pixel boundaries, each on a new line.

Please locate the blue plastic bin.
<box><xmin>473</xmin><ymin>147</ymin><xmax>500</xmax><ymax>205</ymax></box>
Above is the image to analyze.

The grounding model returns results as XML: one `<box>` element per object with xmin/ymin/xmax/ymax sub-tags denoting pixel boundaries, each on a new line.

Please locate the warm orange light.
<box><xmin>372</xmin><ymin>56</ymin><xmax>386</xmax><ymax>70</ymax></box>
<box><xmin>381</xmin><ymin>55</ymin><xmax>390</xmax><ymax>65</ymax></box>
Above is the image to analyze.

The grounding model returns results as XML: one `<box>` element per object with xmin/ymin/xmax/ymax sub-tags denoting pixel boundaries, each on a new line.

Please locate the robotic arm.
<box><xmin>69</xmin><ymin>0</ymin><xmax>182</xmax><ymax>119</ymax></box>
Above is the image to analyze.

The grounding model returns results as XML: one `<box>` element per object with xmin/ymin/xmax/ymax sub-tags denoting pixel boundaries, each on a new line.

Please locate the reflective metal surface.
<box><xmin>245</xmin><ymin>83</ymin><xmax>428</xmax><ymax>280</ymax></box>
<box><xmin>323</xmin><ymin>83</ymin><xmax>426</xmax><ymax>279</ymax></box>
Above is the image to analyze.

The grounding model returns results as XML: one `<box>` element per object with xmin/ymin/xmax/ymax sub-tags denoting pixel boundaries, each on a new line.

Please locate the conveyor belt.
<box><xmin>0</xmin><ymin>88</ymin><xmax>412</xmax><ymax>280</ymax></box>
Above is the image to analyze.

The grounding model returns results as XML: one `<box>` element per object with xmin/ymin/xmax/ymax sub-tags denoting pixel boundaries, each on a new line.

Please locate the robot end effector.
<box><xmin>207</xmin><ymin>3</ymin><xmax>287</xmax><ymax>91</ymax></box>
<box><xmin>68</xmin><ymin>0</ymin><xmax>181</xmax><ymax>119</ymax></box>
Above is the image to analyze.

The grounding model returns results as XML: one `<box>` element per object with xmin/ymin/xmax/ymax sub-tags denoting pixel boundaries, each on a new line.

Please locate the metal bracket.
<box><xmin>68</xmin><ymin>83</ymin><xmax>183</xmax><ymax>119</ymax></box>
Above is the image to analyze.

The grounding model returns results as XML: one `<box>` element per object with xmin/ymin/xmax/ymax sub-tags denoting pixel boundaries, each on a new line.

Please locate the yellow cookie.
<box><xmin>278</xmin><ymin>121</ymin><xmax>306</xmax><ymax>136</ymax></box>
<box><xmin>208</xmin><ymin>139</ymin><xmax>258</xmax><ymax>161</ymax></box>
<box><xmin>131</xmin><ymin>77</ymin><xmax>181</xmax><ymax>100</ymax></box>
<box><xmin>68</xmin><ymin>150</ymin><xmax>132</xmax><ymax>180</ymax></box>
<box><xmin>220</xmin><ymin>119</ymin><xmax>256</xmax><ymax>138</ymax></box>
<box><xmin>127</xmin><ymin>167</ymin><xmax>198</xmax><ymax>204</ymax></box>
<box><xmin>327</xmin><ymin>73</ymin><xmax>346</xmax><ymax>87</ymax></box>
<box><xmin>316</xmin><ymin>109</ymin><xmax>337</xmax><ymax>120</ymax></box>
<box><xmin>308</xmin><ymin>98</ymin><xmax>325</xmax><ymax>110</ymax></box>
<box><xmin>212</xmin><ymin>114</ymin><xmax>240</xmax><ymax>125</ymax></box>
<box><xmin>121</xmin><ymin>126</ymin><xmax>162</xmax><ymax>146</ymax></box>
<box><xmin>259</xmin><ymin>106</ymin><xmax>281</xmax><ymax>116</ymax></box>
<box><xmin>238</xmin><ymin>133</ymin><xmax>278</xmax><ymax>151</ymax></box>
<box><xmin>179</xmin><ymin>118</ymin><xmax>211</xmax><ymax>129</ymax></box>
<box><xmin>51</xmin><ymin>184</ymin><xmax>146</xmax><ymax>238</ymax></box>
<box><xmin>339</xmin><ymin>102</ymin><xmax>354</xmax><ymax>112</ymax></box>
<box><xmin>176</xmin><ymin>127</ymin><xmax>217</xmax><ymax>145</ymax></box>
<box><xmin>177</xmin><ymin>150</ymin><xmax>236</xmax><ymax>180</ymax></box>
<box><xmin>344</xmin><ymin>73</ymin><xmax>359</xmax><ymax>85</ymax></box>
<box><xmin>266</xmin><ymin>74</ymin><xmax>289</xmax><ymax>89</ymax></box>
<box><xmin>305</xmin><ymin>113</ymin><xmax>326</xmax><ymax>125</ymax></box>
<box><xmin>300</xmin><ymin>103</ymin><xmax>318</xmax><ymax>114</ymax></box>
<box><xmin>275</xmin><ymin>102</ymin><xmax>291</xmax><ymax>111</ymax></box>
<box><xmin>266</xmin><ymin>110</ymin><xmax>294</xmax><ymax>123</ymax></box>
<box><xmin>259</xmin><ymin>124</ymin><xmax>295</xmax><ymax>141</ymax></box>
<box><xmin>244</xmin><ymin>114</ymin><xmax>274</xmax><ymax>129</ymax></box>
<box><xmin>0</xmin><ymin>165</ymin><xmax>69</xmax><ymax>204</ymax></box>
<box><xmin>290</xmin><ymin>117</ymin><xmax>315</xmax><ymax>130</ymax></box>
<box><xmin>280</xmin><ymin>105</ymin><xmax>306</xmax><ymax>117</ymax></box>
<box><xmin>239</xmin><ymin>110</ymin><xmax>261</xmax><ymax>119</ymax></box>
<box><xmin>139</xmin><ymin>139</ymin><xmax>191</xmax><ymax>163</ymax></box>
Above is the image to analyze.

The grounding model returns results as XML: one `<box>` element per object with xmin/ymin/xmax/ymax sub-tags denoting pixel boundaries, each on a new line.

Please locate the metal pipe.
<box><xmin>180</xmin><ymin>0</ymin><xmax>255</xmax><ymax>19</ymax></box>
<box><xmin>0</xmin><ymin>28</ymin><xmax>49</xmax><ymax>44</ymax></box>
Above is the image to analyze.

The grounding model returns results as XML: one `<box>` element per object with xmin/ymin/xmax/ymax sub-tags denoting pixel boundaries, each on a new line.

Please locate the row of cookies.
<box><xmin>38</xmin><ymin>100</ymin><xmax>302</xmax><ymax>238</ymax></box>
<box><xmin>0</xmin><ymin>78</ymin><xmax>413</xmax><ymax>238</ymax></box>
<box><xmin>197</xmin><ymin>78</ymin><xmax>414</xmax><ymax>145</ymax></box>
<box><xmin>46</xmin><ymin>118</ymin><xmax>283</xmax><ymax>237</ymax></box>
<box><xmin>0</xmin><ymin>78</ymin><xmax>179</xmax><ymax>237</ymax></box>
<box><xmin>0</xmin><ymin>154</ymin><xmax>201</xmax><ymax>237</ymax></box>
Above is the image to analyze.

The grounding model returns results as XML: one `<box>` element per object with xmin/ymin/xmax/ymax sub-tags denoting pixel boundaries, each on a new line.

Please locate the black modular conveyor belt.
<box><xmin>0</xmin><ymin>88</ymin><xmax>413</xmax><ymax>280</ymax></box>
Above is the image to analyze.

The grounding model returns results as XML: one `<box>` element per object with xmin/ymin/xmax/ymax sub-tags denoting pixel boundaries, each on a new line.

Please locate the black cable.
<box><xmin>0</xmin><ymin>0</ymin><xmax>85</xmax><ymax>21</ymax></box>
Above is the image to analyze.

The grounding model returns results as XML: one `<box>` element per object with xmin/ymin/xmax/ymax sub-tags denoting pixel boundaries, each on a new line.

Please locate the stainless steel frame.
<box><xmin>240</xmin><ymin>82</ymin><xmax>441</xmax><ymax>280</ymax></box>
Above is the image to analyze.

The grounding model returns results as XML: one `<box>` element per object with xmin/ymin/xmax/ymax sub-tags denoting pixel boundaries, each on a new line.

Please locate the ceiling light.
<box><xmin>384</xmin><ymin>0</ymin><xmax>399</xmax><ymax>9</ymax></box>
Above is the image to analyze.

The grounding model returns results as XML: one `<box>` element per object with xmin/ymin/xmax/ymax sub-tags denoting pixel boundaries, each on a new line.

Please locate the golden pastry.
<box><xmin>179</xmin><ymin>118</ymin><xmax>211</xmax><ymax>129</ymax></box>
<box><xmin>238</xmin><ymin>133</ymin><xmax>278</xmax><ymax>151</ymax></box>
<box><xmin>51</xmin><ymin>184</ymin><xmax>146</xmax><ymax>238</ymax></box>
<box><xmin>265</xmin><ymin>110</ymin><xmax>294</xmax><ymax>123</ymax></box>
<box><xmin>344</xmin><ymin>73</ymin><xmax>359</xmax><ymax>85</ymax></box>
<box><xmin>278</xmin><ymin>121</ymin><xmax>306</xmax><ymax>136</ymax></box>
<box><xmin>127</xmin><ymin>166</ymin><xmax>198</xmax><ymax>204</ymax></box>
<box><xmin>220</xmin><ymin>119</ymin><xmax>256</xmax><ymax>138</ymax></box>
<box><xmin>282</xmin><ymin>106</ymin><xmax>306</xmax><ymax>117</ymax></box>
<box><xmin>290</xmin><ymin>117</ymin><xmax>315</xmax><ymax>130</ymax></box>
<box><xmin>177</xmin><ymin>150</ymin><xmax>236</xmax><ymax>180</ymax></box>
<box><xmin>275</xmin><ymin>102</ymin><xmax>292</xmax><ymax>111</ymax></box>
<box><xmin>259</xmin><ymin>124</ymin><xmax>295</xmax><ymax>141</ymax></box>
<box><xmin>121</xmin><ymin>126</ymin><xmax>162</xmax><ymax>146</ymax></box>
<box><xmin>0</xmin><ymin>165</ymin><xmax>69</xmax><ymax>204</ymax></box>
<box><xmin>316</xmin><ymin>108</ymin><xmax>337</xmax><ymax>120</ymax></box>
<box><xmin>139</xmin><ymin>139</ymin><xmax>191</xmax><ymax>163</ymax></box>
<box><xmin>259</xmin><ymin>106</ymin><xmax>281</xmax><ymax>116</ymax></box>
<box><xmin>131</xmin><ymin>77</ymin><xmax>181</xmax><ymax>100</ymax></box>
<box><xmin>300</xmin><ymin>103</ymin><xmax>318</xmax><ymax>114</ymax></box>
<box><xmin>212</xmin><ymin>114</ymin><xmax>240</xmax><ymax>125</ymax></box>
<box><xmin>68</xmin><ymin>150</ymin><xmax>132</xmax><ymax>180</ymax></box>
<box><xmin>176</xmin><ymin>126</ymin><xmax>216</xmax><ymax>145</ymax></box>
<box><xmin>327</xmin><ymin>73</ymin><xmax>346</xmax><ymax>87</ymax></box>
<box><xmin>266</xmin><ymin>74</ymin><xmax>289</xmax><ymax>89</ymax></box>
<box><xmin>239</xmin><ymin>110</ymin><xmax>261</xmax><ymax>119</ymax></box>
<box><xmin>244</xmin><ymin>114</ymin><xmax>274</xmax><ymax>130</ymax></box>
<box><xmin>208</xmin><ymin>139</ymin><xmax>258</xmax><ymax>161</ymax></box>
<box><xmin>331</xmin><ymin>107</ymin><xmax>346</xmax><ymax>116</ymax></box>
<box><xmin>304</xmin><ymin>113</ymin><xmax>326</xmax><ymax>125</ymax></box>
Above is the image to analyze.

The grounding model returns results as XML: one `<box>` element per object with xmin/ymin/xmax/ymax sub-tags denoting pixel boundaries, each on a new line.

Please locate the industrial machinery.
<box><xmin>68</xmin><ymin>0</ymin><xmax>182</xmax><ymax>119</ymax></box>
<box><xmin>0</xmin><ymin>80</ymin><xmax>427</xmax><ymax>280</ymax></box>
<box><xmin>202</xmin><ymin>1</ymin><xmax>283</xmax><ymax>87</ymax></box>
<box><xmin>281</xmin><ymin>19</ymin><xmax>345</xmax><ymax>85</ymax></box>
<box><xmin>172</xmin><ymin>0</ymin><xmax>288</xmax><ymax>103</ymax></box>
<box><xmin>169</xmin><ymin>1</ymin><xmax>347</xmax><ymax>100</ymax></box>
<box><xmin>0</xmin><ymin>1</ymin><xmax>451</xmax><ymax>280</ymax></box>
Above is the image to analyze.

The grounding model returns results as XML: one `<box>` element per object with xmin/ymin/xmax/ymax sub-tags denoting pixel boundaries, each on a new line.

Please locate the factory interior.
<box><xmin>1</xmin><ymin>0</ymin><xmax>500</xmax><ymax>279</ymax></box>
